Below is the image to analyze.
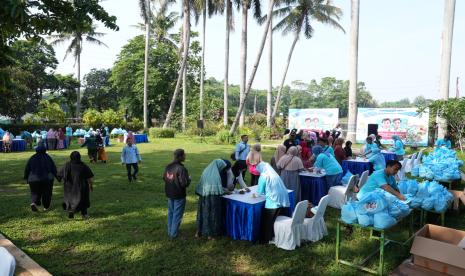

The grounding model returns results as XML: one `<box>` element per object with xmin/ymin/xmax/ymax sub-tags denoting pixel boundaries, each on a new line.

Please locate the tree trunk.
<box><xmin>271</xmin><ymin>32</ymin><xmax>298</xmax><ymax>124</ymax></box>
<box><xmin>239</xmin><ymin>0</ymin><xmax>248</xmax><ymax>127</ymax></box>
<box><xmin>438</xmin><ymin>0</ymin><xmax>456</xmax><ymax>138</ymax></box>
<box><xmin>76</xmin><ymin>51</ymin><xmax>81</xmax><ymax>119</ymax></box>
<box><xmin>143</xmin><ymin>5</ymin><xmax>150</xmax><ymax>129</ymax></box>
<box><xmin>200</xmin><ymin>2</ymin><xmax>207</xmax><ymax>121</ymax></box>
<box><xmin>266</xmin><ymin>0</ymin><xmax>272</xmax><ymax>127</ymax></box>
<box><xmin>223</xmin><ymin>0</ymin><xmax>232</xmax><ymax>126</ymax></box>
<box><xmin>182</xmin><ymin>66</ymin><xmax>187</xmax><ymax>131</ymax></box>
<box><xmin>347</xmin><ymin>0</ymin><xmax>360</xmax><ymax>143</ymax></box>
<box><xmin>163</xmin><ymin>0</ymin><xmax>190</xmax><ymax>129</ymax></box>
<box><xmin>253</xmin><ymin>92</ymin><xmax>257</xmax><ymax>114</ymax></box>
<box><xmin>229</xmin><ymin>0</ymin><xmax>274</xmax><ymax>135</ymax></box>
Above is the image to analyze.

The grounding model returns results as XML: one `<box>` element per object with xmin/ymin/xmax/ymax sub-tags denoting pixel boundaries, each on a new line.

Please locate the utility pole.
<box><xmin>347</xmin><ymin>0</ymin><xmax>360</xmax><ymax>143</ymax></box>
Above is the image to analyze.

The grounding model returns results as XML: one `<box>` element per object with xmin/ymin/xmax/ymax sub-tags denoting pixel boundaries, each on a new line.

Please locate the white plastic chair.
<box><xmin>302</xmin><ymin>195</ymin><xmax>331</xmax><ymax>242</ymax></box>
<box><xmin>396</xmin><ymin>159</ymin><xmax>408</xmax><ymax>181</ymax></box>
<box><xmin>413</xmin><ymin>149</ymin><xmax>425</xmax><ymax>168</ymax></box>
<box><xmin>404</xmin><ymin>152</ymin><xmax>418</xmax><ymax>173</ymax></box>
<box><xmin>272</xmin><ymin>200</ymin><xmax>308</xmax><ymax>250</ymax></box>
<box><xmin>328</xmin><ymin>175</ymin><xmax>359</xmax><ymax>209</ymax></box>
<box><xmin>0</xmin><ymin>247</ymin><xmax>15</xmax><ymax>276</ymax></box>
<box><xmin>357</xmin><ymin>170</ymin><xmax>370</xmax><ymax>190</ymax></box>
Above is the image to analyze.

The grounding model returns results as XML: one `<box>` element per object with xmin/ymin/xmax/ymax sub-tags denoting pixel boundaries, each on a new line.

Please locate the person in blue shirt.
<box><xmin>362</xmin><ymin>136</ymin><xmax>379</xmax><ymax>156</ymax></box>
<box><xmin>435</xmin><ymin>134</ymin><xmax>452</xmax><ymax>149</ymax></box>
<box><xmin>357</xmin><ymin>160</ymin><xmax>405</xmax><ymax>200</ymax></box>
<box><xmin>256</xmin><ymin>162</ymin><xmax>290</xmax><ymax>244</ymax></box>
<box><xmin>121</xmin><ymin>137</ymin><xmax>142</xmax><ymax>182</ymax></box>
<box><xmin>311</xmin><ymin>145</ymin><xmax>343</xmax><ymax>187</ymax></box>
<box><xmin>390</xmin><ymin>135</ymin><xmax>405</xmax><ymax>161</ymax></box>
<box><xmin>21</xmin><ymin>130</ymin><xmax>33</xmax><ymax>149</ymax></box>
<box><xmin>317</xmin><ymin>137</ymin><xmax>335</xmax><ymax>157</ymax></box>
<box><xmin>368</xmin><ymin>148</ymin><xmax>386</xmax><ymax>171</ymax></box>
<box><xmin>231</xmin><ymin>135</ymin><xmax>250</xmax><ymax>187</ymax></box>
<box><xmin>65</xmin><ymin>125</ymin><xmax>73</xmax><ymax>147</ymax></box>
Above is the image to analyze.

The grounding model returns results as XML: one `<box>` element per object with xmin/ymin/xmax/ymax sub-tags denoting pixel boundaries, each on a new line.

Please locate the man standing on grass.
<box><xmin>231</xmin><ymin>135</ymin><xmax>250</xmax><ymax>188</ymax></box>
<box><xmin>163</xmin><ymin>149</ymin><xmax>191</xmax><ymax>239</ymax></box>
<box><xmin>121</xmin><ymin>137</ymin><xmax>141</xmax><ymax>182</ymax></box>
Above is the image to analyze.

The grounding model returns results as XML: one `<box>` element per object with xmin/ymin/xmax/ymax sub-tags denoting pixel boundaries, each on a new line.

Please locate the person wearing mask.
<box><xmin>310</xmin><ymin>145</ymin><xmax>343</xmax><ymax>188</ymax></box>
<box><xmin>390</xmin><ymin>135</ymin><xmax>405</xmax><ymax>161</ymax></box>
<box><xmin>277</xmin><ymin>146</ymin><xmax>304</xmax><ymax>204</ymax></box>
<box><xmin>246</xmin><ymin>144</ymin><xmax>262</xmax><ymax>186</ymax></box>
<box><xmin>231</xmin><ymin>135</ymin><xmax>250</xmax><ymax>188</ymax></box>
<box><xmin>121</xmin><ymin>137</ymin><xmax>142</xmax><ymax>182</ymax></box>
<box><xmin>164</xmin><ymin>149</ymin><xmax>191</xmax><ymax>239</ymax></box>
<box><xmin>57</xmin><ymin>151</ymin><xmax>94</xmax><ymax>219</ymax></box>
<box><xmin>24</xmin><ymin>145</ymin><xmax>57</xmax><ymax>212</ymax></box>
<box><xmin>357</xmin><ymin>160</ymin><xmax>405</xmax><ymax>201</ymax></box>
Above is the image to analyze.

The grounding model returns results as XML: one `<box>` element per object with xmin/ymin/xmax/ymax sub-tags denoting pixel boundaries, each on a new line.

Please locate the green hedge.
<box><xmin>149</xmin><ymin>127</ymin><xmax>176</xmax><ymax>138</ymax></box>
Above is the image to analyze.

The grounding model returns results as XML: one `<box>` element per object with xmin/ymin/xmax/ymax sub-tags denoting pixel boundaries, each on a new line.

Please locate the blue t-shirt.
<box><xmin>235</xmin><ymin>142</ymin><xmax>250</xmax><ymax>161</ymax></box>
<box><xmin>436</xmin><ymin>139</ymin><xmax>451</xmax><ymax>149</ymax></box>
<box><xmin>357</xmin><ymin>169</ymin><xmax>396</xmax><ymax>199</ymax></box>
<box><xmin>365</xmin><ymin>143</ymin><xmax>378</xmax><ymax>153</ymax></box>
<box><xmin>65</xmin><ymin>126</ymin><xmax>73</xmax><ymax>136</ymax></box>
<box><xmin>393</xmin><ymin>140</ymin><xmax>405</xmax><ymax>155</ymax></box>
<box><xmin>257</xmin><ymin>176</ymin><xmax>286</xmax><ymax>209</ymax></box>
<box><xmin>369</xmin><ymin>153</ymin><xmax>386</xmax><ymax>171</ymax></box>
<box><xmin>323</xmin><ymin>146</ymin><xmax>335</xmax><ymax>157</ymax></box>
<box><xmin>315</xmin><ymin>153</ymin><xmax>343</xmax><ymax>176</ymax></box>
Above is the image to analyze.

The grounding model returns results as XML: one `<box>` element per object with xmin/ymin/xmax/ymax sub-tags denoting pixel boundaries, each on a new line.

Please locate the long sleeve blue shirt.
<box><xmin>121</xmin><ymin>145</ymin><xmax>141</xmax><ymax>164</ymax></box>
<box><xmin>235</xmin><ymin>142</ymin><xmax>250</xmax><ymax>161</ymax></box>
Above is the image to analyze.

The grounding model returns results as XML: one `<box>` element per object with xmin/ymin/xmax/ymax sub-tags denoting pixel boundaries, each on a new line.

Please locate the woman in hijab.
<box><xmin>277</xmin><ymin>146</ymin><xmax>304</xmax><ymax>204</ymax></box>
<box><xmin>390</xmin><ymin>135</ymin><xmax>405</xmax><ymax>161</ymax></box>
<box><xmin>257</xmin><ymin>162</ymin><xmax>290</xmax><ymax>244</ymax></box>
<box><xmin>299</xmin><ymin>132</ymin><xmax>312</xmax><ymax>168</ymax></box>
<box><xmin>81</xmin><ymin>134</ymin><xmax>98</xmax><ymax>163</ymax></box>
<box><xmin>311</xmin><ymin>145</ymin><xmax>343</xmax><ymax>188</ymax></box>
<box><xmin>57</xmin><ymin>151</ymin><xmax>94</xmax><ymax>219</ymax></box>
<box><xmin>270</xmin><ymin>144</ymin><xmax>287</xmax><ymax>173</ymax></box>
<box><xmin>246</xmin><ymin>144</ymin><xmax>262</xmax><ymax>186</ymax></box>
<box><xmin>333</xmin><ymin>138</ymin><xmax>346</xmax><ymax>165</ymax></box>
<box><xmin>367</xmin><ymin>148</ymin><xmax>386</xmax><ymax>171</ymax></box>
<box><xmin>46</xmin><ymin>128</ymin><xmax>57</xmax><ymax>150</ymax></box>
<box><xmin>57</xmin><ymin>128</ymin><xmax>65</xmax><ymax>150</ymax></box>
<box><xmin>24</xmin><ymin>145</ymin><xmax>57</xmax><ymax>212</ymax></box>
<box><xmin>96</xmin><ymin>133</ymin><xmax>108</xmax><ymax>163</ymax></box>
<box><xmin>195</xmin><ymin>159</ymin><xmax>229</xmax><ymax>239</ymax></box>
<box><xmin>2</xmin><ymin>131</ymin><xmax>12</xmax><ymax>153</ymax></box>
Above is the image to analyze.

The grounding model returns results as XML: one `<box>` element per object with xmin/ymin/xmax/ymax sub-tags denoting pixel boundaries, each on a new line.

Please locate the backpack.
<box><xmin>231</xmin><ymin>144</ymin><xmax>247</xmax><ymax>161</ymax></box>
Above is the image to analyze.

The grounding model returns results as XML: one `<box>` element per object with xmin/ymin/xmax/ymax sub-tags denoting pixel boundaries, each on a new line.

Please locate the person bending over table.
<box><xmin>317</xmin><ymin>137</ymin><xmax>335</xmax><ymax>157</ymax></box>
<box><xmin>277</xmin><ymin>146</ymin><xmax>304</xmax><ymax>204</ymax></box>
<box><xmin>389</xmin><ymin>135</ymin><xmax>405</xmax><ymax>161</ymax></box>
<box><xmin>360</xmin><ymin>136</ymin><xmax>379</xmax><ymax>157</ymax></box>
<box><xmin>256</xmin><ymin>162</ymin><xmax>290</xmax><ymax>244</ymax></box>
<box><xmin>367</xmin><ymin>148</ymin><xmax>386</xmax><ymax>171</ymax></box>
<box><xmin>357</xmin><ymin>160</ymin><xmax>405</xmax><ymax>201</ymax></box>
<box><xmin>310</xmin><ymin>145</ymin><xmax>343</xmax><ymax>188</ymax></box>
<box><xmin>435</xmin><ymin>134</ymin><xmax>452</xmax><ymax>149</ymax></box>
<box><xmin>195</xmin><ymin>159</ymin><xmax>232</xmax><ymax>239</ymax></box>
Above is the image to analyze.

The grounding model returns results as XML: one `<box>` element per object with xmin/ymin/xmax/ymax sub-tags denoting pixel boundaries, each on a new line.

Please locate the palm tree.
<box><xmin>139</xmin><ymin>0</ymin><xmax>151</xmax><ymax>130</ymax></box>
<box><xmin>270</xmin><ymin>0</ymin><xmax>344</xmax><ymax>125</ymax></box>
<box><xmin>266</xmin><ymin>2</ymin><xmax>272</xmax><ymax>127</ymax></box>
<box><xmin>235</xmin><ymin>0</ymin><xmax>262</xmax><ymax>127</ymax></box>
<box><xmin>50</xmin><ymin>24</ymin><xmax>107</xmax><ymax>119</ymax></box>
<box><xmin>229</xmin><ymin>0</ymin><xmax>274</xmax><ymax>134</ymax></box>
<box><xmin>347</xmin><ymin>0</ymin><xmax>359</xmax><ymax>143</ymax></box>
<box><xmin>223</xmin><ymin>0</ymin><xmax>233</xmax><ymax>126</ymax></box>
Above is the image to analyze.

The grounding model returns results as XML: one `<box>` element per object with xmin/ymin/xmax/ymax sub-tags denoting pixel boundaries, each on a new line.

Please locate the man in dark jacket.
<box><xmin>163</xmin><ymin>149</ymin><xmax>191</xmax><ymax>239</ymax></box>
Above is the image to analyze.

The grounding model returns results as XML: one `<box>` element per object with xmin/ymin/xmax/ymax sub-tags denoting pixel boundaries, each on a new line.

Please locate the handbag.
<box><xmin>231</xmin><ymin>144</ymin><xmax>247</xmax><ymax>161</ymax></box>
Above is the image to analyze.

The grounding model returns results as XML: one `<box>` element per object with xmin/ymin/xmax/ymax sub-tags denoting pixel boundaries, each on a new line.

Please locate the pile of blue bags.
<box><xmin>398</xmin><ymin>179</ymin><xmax>454</xmax><ymax>213</ymax></box>
<box><xmin>73</xmin><ymin>129</ymin><xmax>88</xmax><ymax>136</ymax></box>
<box><xmin>341</xmin><ymin>189</ymin><xmax>411</xmax><ymax>229</ymax></box>
<box><xmin>110</xmin><ymin>128</ymin><xmax>127</xmax><ymax>135</ymax></box>
<box><xmin>415</xmin><ymin>147</ymin><xmax>463</xmax><ymax>181</ymax></box>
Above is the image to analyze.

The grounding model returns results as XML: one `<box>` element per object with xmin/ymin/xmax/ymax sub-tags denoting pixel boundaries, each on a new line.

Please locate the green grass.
<box><xmin>1</xmin><ymin>138</ymin><xmax>465</xmax><ymax>275</ymax></box>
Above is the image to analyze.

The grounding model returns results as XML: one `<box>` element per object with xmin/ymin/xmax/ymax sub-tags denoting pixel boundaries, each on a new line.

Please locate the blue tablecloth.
<box><xmin>0</xmin><ymin>139</ymin><xmax>26</xmax><ymax>152</ymax></box>
<box><xmin>134</xmin><ymin>134</ymin><xmax>149</xmax><ymax>143</ymax></box>
<box><xmin>223</xmin><ymin>188</ymin><xmax>295</xmax><ymax>243</ymax></box>
<box><xmin>342</xmin><ymin>160</ymin><xmax>372</xmax><ymax>176</ymax></box>
<box><xmin>382</xmin><ymin>151</ymin><xmax>396</xmax><ymax>162</ymax></box>
<box><xmin>299</xmin><ymin>174</ymin><xmax>328</xmax><ymax>206</ymax></box>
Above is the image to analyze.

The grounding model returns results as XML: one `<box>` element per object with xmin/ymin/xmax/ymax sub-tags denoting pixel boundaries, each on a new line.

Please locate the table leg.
<box><xmin>336</xmin><ymin>221</ymin><xmax>340</xmax><ymax>262</ymax></box>
<box><xmin>379</xmin><ymin>231</ymin><xmax>385</xmax><ymax>276</ymax></box>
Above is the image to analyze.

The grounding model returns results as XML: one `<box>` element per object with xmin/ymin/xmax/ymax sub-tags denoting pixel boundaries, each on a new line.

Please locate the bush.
<box><xmin>261</xmin><ymin>127</ymin><xmax>273</xmax><ymax>140</ymax></box>
<box><xmin>129</xmin><ymin>118</ymin><xmax>144</xmax><ymax>132</ymax></box>
<box><xmin>215</xmin><ymin>129</ymin><xmax>237</xmax><ymax>144</ymax></box>
<box><xmin>149</xmin><ymin>127</ymin><xmax>176</xmax><ymax>138</ymax></box>
<box><xmin>82</xmin><ymin>109</ymin><xmax>103</xmax><ymax>128</ymax></box>
<box><xmin>247</xmin><ymin>113</ymin><xmax>267</xmax><ymax>127</ymax></box>
<box><xmin>186</xmin><ymin>120</ymin><xmax>224</xmax><ymax>137</ymax></box>
<box><xmin>101</xmin><ymin>109</ymin><xmax>124</xmax><ymax>127</ymax></box>
<box><xmin>23</xmin><ymin>114</ymin><xmax>42</xmax><ymax>125</ymax></box>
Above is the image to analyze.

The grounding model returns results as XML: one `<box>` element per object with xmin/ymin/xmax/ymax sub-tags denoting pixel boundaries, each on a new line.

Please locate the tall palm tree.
<box><xmin>224</xmin><ymin>0</ymin><xmax>233</xmax><ymax>126</ymax></box>
<box><xmin>229</xmin><ymin>0</ymin><xmax>274</xmax><ymax>134</ymax></box>
<box><xmin>266</xmin><ymin>1</ymin><xmax>272</xmax><ymax>127</ymax></box>
<box><xmin>347</xmin><ymin>0</ymin><xmax>359</xmax><ymax>143</ymax></box>
<box><xmin>235</xmin><ymin>0</ymin><xmax>262</xmax><ymax>127</ymax></box>
<box><xmin>50</xmin><ymin>24</ymin><xmax>107</xmax><ymax>119</ymax></box>
<box><xmin>139</xmin><ymin>0</ymin><xmax>151</xmax><ymax>129</ymax></box>
<box><xmin>270</xmin><ymin>0</ymin><xmax>344</xmax><ymax>125</ymax></box>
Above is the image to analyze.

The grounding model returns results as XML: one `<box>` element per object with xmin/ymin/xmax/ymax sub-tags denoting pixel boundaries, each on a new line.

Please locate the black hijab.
<box><xmin>24</xmin><ymin>145</ymin><xmax>57</xmax><ymax>181</ymax></box>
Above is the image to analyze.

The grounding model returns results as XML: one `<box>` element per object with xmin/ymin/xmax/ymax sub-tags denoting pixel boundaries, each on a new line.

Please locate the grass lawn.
<box><xmin>1</xmin><ymin>138</ymin><xmax>465</xmax><ymax>275</ymax></box>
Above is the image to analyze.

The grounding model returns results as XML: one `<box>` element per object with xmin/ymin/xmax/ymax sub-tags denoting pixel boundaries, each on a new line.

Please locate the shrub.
<box><xmin>261</xmin><ymin>127</ymin><xmax>273</xmax><ymax>140</ymax></box>
<box><xmin>101</xmin><ymin>109</ymin><xmax>124</xmax><ymax>127</ymax></box>
<box><xmin>186</xmin><ymin>120</ymin><xmax>223</xmax><ymax>136</ymax></box>
<box><xmin>82</xmin><ymin>109</ymin><xmax>103</xmax><ymax>128</ymax></box>
<box><xmin>129</xmin><ymin>118</ymin><xmax>144</xmax><ymax>132</ymax></box>
<box><xmin>247</xmin><ymin>113</ymin><xmax>267</xmax><ymax>127</ymax></box>
<box><xmin>149</xmin><ymin>127</ymin><xmax>176</xmax><ymax>138</ymax></box>
<box><xmin>23</xmin><ymin>114</ymin><xmax>42</xmax><ymax>125</ymax></box>
<box><xmin>215</xmin><ymin>129</ymin><xmax>237</xmax><ymax>144</ymax></box>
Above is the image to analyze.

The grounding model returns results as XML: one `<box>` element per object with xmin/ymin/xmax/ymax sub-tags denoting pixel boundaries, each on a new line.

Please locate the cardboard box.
<box><xmin>410</xmin><ymin>224</ymin><xmax>465</xmax><ymax>276</ymax></box>
<box><xmin>390</xmin><ymin>258</ymin><xmax>446</xmax><ymax>276</ymax></box>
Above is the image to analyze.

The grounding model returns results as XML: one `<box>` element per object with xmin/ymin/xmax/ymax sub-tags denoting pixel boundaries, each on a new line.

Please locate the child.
<box><xmin>121</xmin><ymin>137</ymin><xmax>141</xmax><ymax>182</ymax></box>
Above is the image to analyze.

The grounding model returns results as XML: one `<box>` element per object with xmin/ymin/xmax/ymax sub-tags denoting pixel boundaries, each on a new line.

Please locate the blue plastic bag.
<box><xmin>373</xmin><ymin>212</ymin><xmax>397</xmax><ymax>229</ymax></box>
<box><xmin>356</xmin><ymin>213</ymin><xmax>373</xmax><ymax>227</ymax></box>
<box><xmin>341</xmin><ymin>171</ymin><xmax>353</xmax><ymax>186</ymax></box>
<box><xmin>341</xmin><ymin>202</ymin><xmax>358</xmax><ymax>224</ymax></box>
<box><xmin>357</xmin><ymin>191</ymin><xmax>387</xmax><ymax>215</ymax></box>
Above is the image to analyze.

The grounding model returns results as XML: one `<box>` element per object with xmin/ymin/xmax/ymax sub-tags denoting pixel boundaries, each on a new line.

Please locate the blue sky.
<box><xmin>52</xmin><ymin>0</ymin><xmax>465</xmax><ymax>102</ymax></box>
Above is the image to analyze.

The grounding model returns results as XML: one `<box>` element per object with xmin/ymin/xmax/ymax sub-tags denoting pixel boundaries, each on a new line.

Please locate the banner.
<box><xmin>288</xmin><ymin>108</ymin><xmax>339</xmax><ymax>132</ymax></box>
<box><xmin>356</xmin><ymin>108</ymin><xmax>429</xmax><ymax>146</ymax></box>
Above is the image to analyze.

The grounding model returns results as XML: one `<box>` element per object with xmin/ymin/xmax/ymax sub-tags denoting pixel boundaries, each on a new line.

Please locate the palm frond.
<box><xmin>251</xmin><ymin>0</ymin><xmax>262</xmax><ymax>19</ymax></box>
<box><xmin>85</xmin><ymin>36</ymin><xmax>108</xmax><ymax>48</ymax></box>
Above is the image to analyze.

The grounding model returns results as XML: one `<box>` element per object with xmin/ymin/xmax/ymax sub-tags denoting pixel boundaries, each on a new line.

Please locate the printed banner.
<box><xmin>288</xmin><ymin>108</ymin><xmax>339</xmax><ymax>132</ymax></box>
<box><xmin>356</xmin><ymin>108</ymin><xmax>429</xmax><ymax>146</ymax></box>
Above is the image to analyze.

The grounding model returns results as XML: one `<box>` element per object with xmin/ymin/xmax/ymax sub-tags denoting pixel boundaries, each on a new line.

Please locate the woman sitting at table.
<box><xmin>246</xmin><ymin>144</ymin><xmax>262</xmax><ymax>186</ymax></box>
<box><xmin>270</xmin><ymin>144</ymin><xmax>286</xmax><ymax>173</ymax></box>
<box><xmin>333</xmin><ymin>138</ymin><xmax>346</xmax><ymax>165</ymax></box>
<box><xmin>195</xmin><ymin>159</ymin><xmax>230</xmax><ymax>239</ymax></box>
<box><xmin>361</xmin><ymin>136</ymin><xmax>378</xmax><ymax>156</ymax></box>
<box><xmin>310</xmin><ymin>145</ymin><xmax>343</xmax><ymax>188</ymax></box>
<box><xmin>435</xmin><ymin>134</ymin><xmax>452</xmax><ymax>149</ymax></box>
<box><xmin>2</xmin><ymin>131</ymin><xmax>12</xmax><ymax>153</ymax></box>
<box><xmin>277</xmin><ymin>146</ymin><xmax>304</xmax><ymax>204</ymax></box>
<box><xmin>367</xmin><ymin>148</ymin><xmax>386</xmax><ymax>171</ymax></box>
<box><xmin>389</xmin><ymin>135</ymin><xmax>405</xmax><ymax>161</ymax></box>
<box><xmin>256</xmin><ymin>162</ymin><xmax>290</xmax><ymax>244</ymax></box>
